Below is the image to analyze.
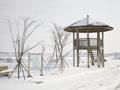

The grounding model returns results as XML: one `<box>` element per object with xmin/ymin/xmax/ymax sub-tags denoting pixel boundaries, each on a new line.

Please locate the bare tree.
<box><xmin>51</xmin><ymin>24</ymin><xmax>70</xmax><ymax>72</ymax></box>
<box><xmin>7</xmin><ymin>18</ymin><xmax>42</xmax><ymax>79</ymax></box>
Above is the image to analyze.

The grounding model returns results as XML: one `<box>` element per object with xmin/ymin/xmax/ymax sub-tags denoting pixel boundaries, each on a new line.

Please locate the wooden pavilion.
<box><xmin>64</xmin><ymin>15</ymin><xmax>113</xmax><ymax>68</ymax></box>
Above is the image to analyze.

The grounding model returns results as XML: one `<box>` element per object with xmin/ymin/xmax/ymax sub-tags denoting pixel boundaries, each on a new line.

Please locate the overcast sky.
<box><xmin>0</xmin><ymin>0</ymin><xmax>120</xmax><ymax>53</ymax></box>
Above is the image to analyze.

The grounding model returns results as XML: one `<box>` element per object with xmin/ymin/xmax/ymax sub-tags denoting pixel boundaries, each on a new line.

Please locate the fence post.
<box><xmin>28</xmin><ymin>52</ymin><xmax>32</xmax><ymax>77</ymax></box>
<box><xmin>40</xmin><ymin>53</ymin><xmax>44</xmax><ymax>76</ymax></box>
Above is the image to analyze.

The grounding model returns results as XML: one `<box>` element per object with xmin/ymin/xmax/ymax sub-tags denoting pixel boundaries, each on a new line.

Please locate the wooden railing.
<box><xmin>74</xmin><ymin>38</ymin><xmax>103</xmax><ymax>49</ymax></box>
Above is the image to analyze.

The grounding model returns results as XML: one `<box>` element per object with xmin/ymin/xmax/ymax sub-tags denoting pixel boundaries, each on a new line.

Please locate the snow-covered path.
<box><xmin>1</xmin><ymin>60</ymin><xmax>120</xmax><ymax>90</ymax></box>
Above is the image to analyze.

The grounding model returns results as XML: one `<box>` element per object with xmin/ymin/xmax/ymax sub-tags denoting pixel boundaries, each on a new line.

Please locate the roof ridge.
<box><xmin>69</xmin><ymin>16</ymin><xmax>108</xmax><ymax>27</ymax></box>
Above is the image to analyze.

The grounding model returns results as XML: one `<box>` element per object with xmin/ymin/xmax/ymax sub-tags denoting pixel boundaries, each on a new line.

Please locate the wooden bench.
<box><xmin>0</xmin><ymin>66</ymin><xmax>9</xmax><ymax>76</ymax></box>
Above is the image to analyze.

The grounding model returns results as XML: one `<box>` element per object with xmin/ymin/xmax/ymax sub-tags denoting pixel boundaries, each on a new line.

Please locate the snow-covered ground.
<box><xmin>1</xmin><ymin>59</ymin><xmax>120</xmax><ymax>90</ymax></box>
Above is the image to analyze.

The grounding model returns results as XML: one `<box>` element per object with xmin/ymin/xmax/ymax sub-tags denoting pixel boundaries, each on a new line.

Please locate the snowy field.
<box><xmin>1</xmin><ymin>59</ymin><xmax>120</xmax><ymax>90</ymax></box>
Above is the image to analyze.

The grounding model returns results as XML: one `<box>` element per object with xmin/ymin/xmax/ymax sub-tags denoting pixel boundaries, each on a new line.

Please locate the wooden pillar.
<box><xmin>97</xmin><ymin>32</ymin><xmax>100</xmax><ymax>67</ymax></box>
<box><xmin>102</xmin><ymin>32</ymin><xmax>104</xmax><ymax>67</ymax></box>
<box><xmin>87</xmin><ymin>32</ymin><xmax>90</xmax><ymax>68</ymax></box>
<box><xmin>76</xmin><ymin>30</ymin><xmax>79</xmax><ymax>67</ymax></box>
<box><xmin>73</xmin><ymin>32</ymin><xmax>75</xmax><ymax>67</ymax></box>
<box><xmin>87</xmin><ymin>15</ymin><xmax>90</xmax><ymax>68</ymax></box>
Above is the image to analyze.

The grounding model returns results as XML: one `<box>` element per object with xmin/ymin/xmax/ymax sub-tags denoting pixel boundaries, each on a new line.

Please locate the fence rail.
<box><xmin>74</xmin><ymin>38</ymin><xmax>103</xmax><ymax>49</ymax></box>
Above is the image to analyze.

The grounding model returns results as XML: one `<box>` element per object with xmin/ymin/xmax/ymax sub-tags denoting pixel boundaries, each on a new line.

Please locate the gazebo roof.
<box><xmin>64</xmin><ymin>16</ymin><xmax>113</xmax><ymax>33</ymax></box>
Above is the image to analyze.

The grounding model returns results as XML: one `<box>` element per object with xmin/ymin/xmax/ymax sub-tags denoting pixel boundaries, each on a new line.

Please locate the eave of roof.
<box><xmin>64</xmin><ymin>16</ymin><xmax>113</xmax><ymax>33</ymax></box>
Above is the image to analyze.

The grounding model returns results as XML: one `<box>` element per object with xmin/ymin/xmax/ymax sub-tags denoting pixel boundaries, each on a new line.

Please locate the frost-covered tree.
<box><xmin>8</xmin><ymin>18</ymin><xmax>42</xmax><ymax>79</ymax></box>
<box><xmin>51</xmin><ymin>24</ymin><xmax>70</xmax><ymax>72</ymax></box>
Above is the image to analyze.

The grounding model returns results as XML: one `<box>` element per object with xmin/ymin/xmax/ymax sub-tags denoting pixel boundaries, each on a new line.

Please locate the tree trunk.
<box><xmin>18</xmin><ymin>63</ymin><xmax>20</xmax><ymax>79</ymax></box>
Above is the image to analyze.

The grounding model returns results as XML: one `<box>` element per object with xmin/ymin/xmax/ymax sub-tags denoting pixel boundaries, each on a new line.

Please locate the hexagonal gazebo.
<box><xmin>64</xmin><ymin>15</ymin><xmax>113</xmax><ymax>68</ymax></box>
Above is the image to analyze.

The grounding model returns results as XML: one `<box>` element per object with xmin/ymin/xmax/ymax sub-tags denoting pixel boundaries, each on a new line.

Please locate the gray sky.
<box><xmin>0</xmin><ymin>0</ymin><xmax>120</xmax><ymax>53</ymax></box>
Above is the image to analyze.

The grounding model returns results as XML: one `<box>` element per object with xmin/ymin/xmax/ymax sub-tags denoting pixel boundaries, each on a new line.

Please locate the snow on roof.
<box><xmin>70</xmin><ymin>16</ymin><xmax>108</xmax><ymax>27</ymax></box>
